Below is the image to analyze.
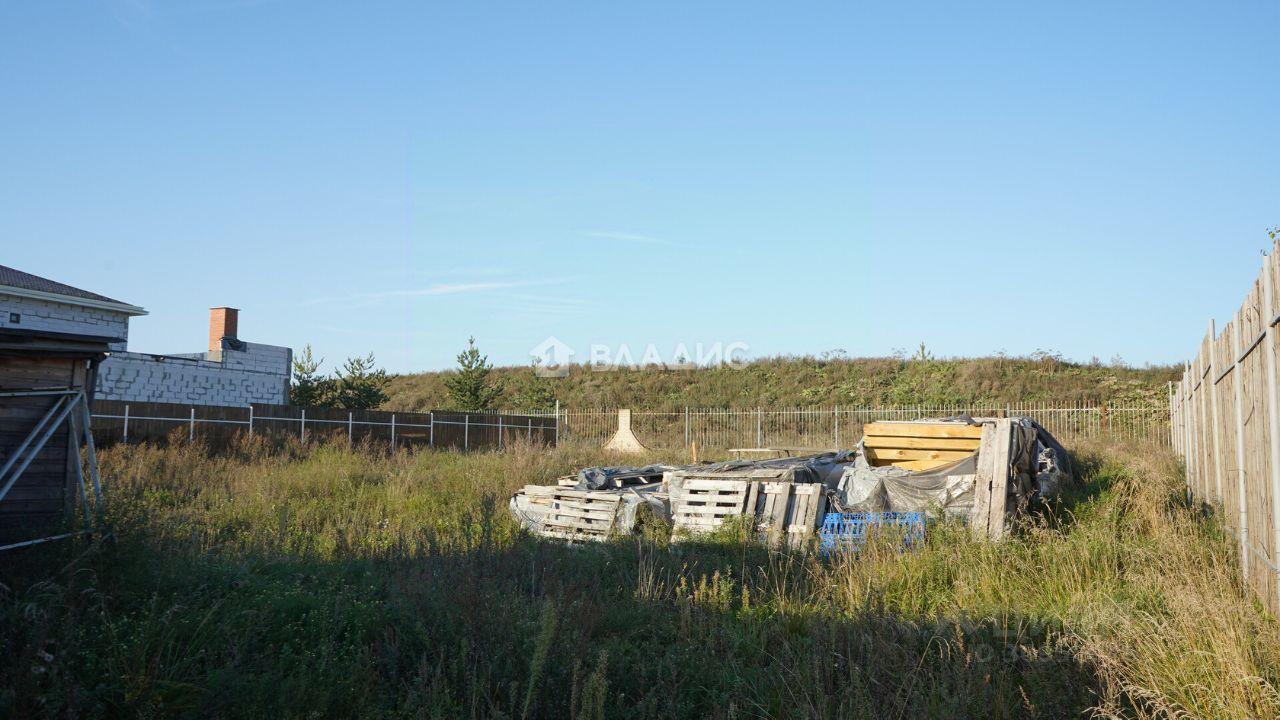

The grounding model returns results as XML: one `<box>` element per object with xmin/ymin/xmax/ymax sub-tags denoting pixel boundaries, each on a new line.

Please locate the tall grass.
<box><xmin>1</xmin><ymin>436</ymin><xmax>1275</xmax><ymax>718</ymax></box>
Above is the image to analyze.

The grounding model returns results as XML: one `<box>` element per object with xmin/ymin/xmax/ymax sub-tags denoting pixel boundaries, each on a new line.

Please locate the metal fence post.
<box><xmin>123</xmin><ymin>403</ymin><xmax>130</xmax><ymax>444</ymax></box>
<box><xmin>189</xmin><ymin>407</ymin><xmax>195</xmax><ymax>441</ymax></box>
<box><xmin>464</xmin><ymin>414</ymin><xmax>470</xmax><ymax>451</ymax></box>
<box><xmin>554</xmin><ymin>400</ymin><xmax>560</xmax><ymax>446</ymax></box>
<box><xmin>756</xmin><ymin>407</ymin><xmax>762</xmax><ymax>447</ymax></box>
<box><xmin>248</xmin><ymin>404</ymin><xmax>254</xmax><ymax>437</ymax></box>
<box><xmin>348</xmin><ymin>412</ymin><xmax>354</xmax><ymax>448</ymax></box>
<box><xmin>527</xmin><ymin>417</ymin><xmax>533</xmax><ymax>443</ymax></box>
<box><xmin>684</xmin><ymin>406</ymin><xmax>690</xmax><ymax>447</ymax></box>
<box><xmin>834</xmin><ymin>406</ymin><xmax>840</xmax><ymax>448</ymax></box>
<box><xmin>498</xmin><ymin>415</ymin><xmax>503</xmax><ymax>449</ymax></box>
<box><xmin>429</xmin><ymin>411</ymin><xmax>434</xmax><ymax>448</ymax></box>
<box><xmin>301</xmin><ymin>408</ymin><xmax>307</xmax><ymax>444</ymax></box>
<box><xmin>390</xmin><ymin>413</ymin><xmax>396</xmax><ymax>450</ymax></box>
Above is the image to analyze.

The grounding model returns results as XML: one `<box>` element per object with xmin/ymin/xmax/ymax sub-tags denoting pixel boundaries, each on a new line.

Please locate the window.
<box><xmin>7</xmin><ymin>313</ymin><xmax>17</xmax><ymax>324</ymax></box>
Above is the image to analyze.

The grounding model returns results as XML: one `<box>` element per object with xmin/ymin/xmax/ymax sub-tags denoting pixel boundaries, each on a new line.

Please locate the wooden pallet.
<box><xmin>754</xmin><ymin>481</ymin><xmax>827</xmax><ymax>549</ymax></box>
<box><xmin>862</xmin><ymin>421</ymin><xmax>983</xmax><ymax>471</ymax></box>
<box><xmin>669</xmin><ymin>478</ymin><xmax>752</xmax><ymax>532</ymax></box>
<box><xmin>521</xmin><ymin>485</ymin><xmax>626</xmax><ymax>541</ymax></box>
<box><xmin>669</xmin><ymin>477</ymin><xmax>827</xmax><ymax>548</ymax></box>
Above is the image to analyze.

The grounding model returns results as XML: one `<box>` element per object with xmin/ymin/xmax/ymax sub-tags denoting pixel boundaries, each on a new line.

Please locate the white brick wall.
<box><xmin>96</xmin><ymin>342</ymin><xmax>292</xmax><ymax>406</ymax></box>
<box><xmin>2</xmin><ymin>288</ymin><xmax>292</xmax><ymax>406</ymax></box>
<box><xmin>0</xmin><ymin>294</ymin><xmax>131</xmax><ymax>350</ymax></box>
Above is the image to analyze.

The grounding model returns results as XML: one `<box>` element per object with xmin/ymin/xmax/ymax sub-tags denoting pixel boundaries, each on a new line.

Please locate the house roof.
<box><xmin>0</xmin><ymin>264</ymin><xmax>146</xmax><ymax>315</ymax></box>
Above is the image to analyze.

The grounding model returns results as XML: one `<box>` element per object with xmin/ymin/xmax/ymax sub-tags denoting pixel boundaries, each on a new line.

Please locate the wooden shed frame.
<box><xmin>0</xmin><ymin>388</ymin><xmax>104</xmax><ymax>551</ymax></box>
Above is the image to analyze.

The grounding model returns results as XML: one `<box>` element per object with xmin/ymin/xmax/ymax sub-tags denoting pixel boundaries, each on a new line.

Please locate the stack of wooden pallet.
<box><xmin>667</xmin><ymin>465</ymin><xmax>832</xmax><ymax>548</ymax></box>
<box><xmin>518</xmin><ymin>485</ymin><xmax>629</xmax><ymax>541</ymax></box>
<box><xmin>860</xmin><ymin>421</ymin><xmax>984</xmax><ymax>471</ymax></box>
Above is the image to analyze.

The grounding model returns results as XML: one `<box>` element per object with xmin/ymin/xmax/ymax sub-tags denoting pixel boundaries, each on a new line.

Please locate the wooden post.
<box><xmin>1185</xmin><ymin>366</ymin><xmax>1194</xmax><ymax>497</ymax></box>
<box><xmin>987</xmin><ymin>419</ymin><xmax>1013</xmax><ymax>539</ymax></box>
<box><xmin>970</xmin><ymin>419</ymin><xmax>1013</xmax><ymax>540</ymax></box>
<box><xmin>1231</xmin><ymin>310</ymin><xmax>1252</xmax><ymax>582</ymax></box>
<box><xmin>1259</xmin><ymin>251</ymin><xmax>1280</xmax><ymax>605</ymax></box>
<box><xmin>1208</xmin><ymin>321</ymin><xmax>1225</xmax><ymax>506</ymax></box>
<box><xmin>1195</xmin><ymin>353</ymin><xmax>1208</xmax><ymax>502</ymax></box>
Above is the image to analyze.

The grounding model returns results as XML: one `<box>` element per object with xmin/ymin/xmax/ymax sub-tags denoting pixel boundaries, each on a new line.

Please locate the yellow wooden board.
<box><xmin>866</xmin><ymin>447</ymin><xmax>975</xmax><ymax>463</ymax></box>
<box><xmin>862</xmin><ymin>435</ymin><xmax>981</xmax><ymax>451</ymax></box>
<box><xmin>876</xmin><ymin>458</ymin><xmax>962</xmax><ymax>471</ymax></box>
<box><xmin>863</xmin><ymin>422</ymin><xmax>985</xmax><ymax>439</ymax></box>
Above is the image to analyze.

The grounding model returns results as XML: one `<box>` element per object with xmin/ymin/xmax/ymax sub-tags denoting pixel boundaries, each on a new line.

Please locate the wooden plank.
<box><xmin>986</xmin><ymin>419</ymin><xmax>1014</xmax><ymax>539</ymax></box>
<box><xmin>866</xmin><ymin>448</ymin><xmax>975</xmax><ymax>463</ymax></box>
<box><xmin>876</xmin><ymin>458</ymin><xmax>967</xmax><ymax>472</ymax></box>
<box><xmin>970</xmin><ymin>424</ymin><xmax>997</xmax><ymax>537</ymax></box>
<box><xmin>546</xmin><ymin>506</ymin><xmax>617</xmax><ymax>521</ymax></box>
<box><xmin>863</xmin><ymin>422</ymin><xmax>985</xmax><ymax>439</ymax></box>
<box><xmin>862</xmin><ymin>435</ymin><xmax>981</xmax><ymax>451</ymax></box>
<box><xmin>680</xmin><ymin>476</ymin><xmax>747</xmax><ymax>486</ymax></box>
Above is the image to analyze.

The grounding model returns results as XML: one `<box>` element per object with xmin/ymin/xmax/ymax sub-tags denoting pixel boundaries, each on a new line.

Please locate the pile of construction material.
<box><xmin>508</xmin><ymin>417</ymin><xmax>1071</xmax><ymax>546</ymax></box>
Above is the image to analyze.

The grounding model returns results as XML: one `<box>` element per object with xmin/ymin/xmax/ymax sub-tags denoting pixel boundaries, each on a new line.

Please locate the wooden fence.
<box><xmin>1171</xmin><ymin>244</ymin><xmax>1280</xmax><ymax>612</ymax></box>
<box><xmin>89</xmin><ymin>400</ymin><xmax>558</xmax><ymax>451</ymax></box>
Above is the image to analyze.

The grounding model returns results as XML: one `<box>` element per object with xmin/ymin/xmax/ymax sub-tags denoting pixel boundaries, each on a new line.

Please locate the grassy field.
<box><xmin>383</xmin><ymin>355</ymin><xmax>1179</xmax><ymax>412</ymax></box>
<box><xmin>2</xmin><ymin>437</ymin><xmax>1277</xmax><ymax>719</ymax></box>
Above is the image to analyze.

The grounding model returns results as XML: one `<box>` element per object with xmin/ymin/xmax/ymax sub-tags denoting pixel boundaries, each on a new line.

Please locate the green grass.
<box><xmin>384</xmin><ymin>354</ymin><xmax>1179</xmax><ymax>412</ymax></box>
<box><xmin>2</xmin><ymin>436</ymin><xmax>1276</xmax><ymax>718</ymax></box>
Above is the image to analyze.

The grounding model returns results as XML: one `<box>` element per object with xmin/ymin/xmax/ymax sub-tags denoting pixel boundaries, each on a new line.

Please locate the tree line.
<box><xmin>290</xmin><ymin>337</ymin><xmax>555</xmax><ymax>412</ymax></box>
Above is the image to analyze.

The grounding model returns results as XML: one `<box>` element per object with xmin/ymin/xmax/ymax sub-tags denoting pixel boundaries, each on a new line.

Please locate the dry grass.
<box><xmin>1</xmin><ymin>436</ymin><xmax>1276</xmax><ymax>718</ymax></box>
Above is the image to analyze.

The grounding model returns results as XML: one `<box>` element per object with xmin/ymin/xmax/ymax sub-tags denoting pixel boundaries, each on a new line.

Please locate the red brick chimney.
<box><xmin>209</xmin><ymin>307</ymin><xmax>240</xmax><ymax>354</ymax></box>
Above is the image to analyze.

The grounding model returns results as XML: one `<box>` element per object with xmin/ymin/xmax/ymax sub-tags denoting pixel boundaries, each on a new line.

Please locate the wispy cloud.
<box><xmin>584</xmin><ymin>231</ymin><xmax>672</xmax><ymax>245</ymax></box>
<box><xmin>303</xmin><ymin>278</ymin><xmax>571</xmax><ymax>307</ymax></box>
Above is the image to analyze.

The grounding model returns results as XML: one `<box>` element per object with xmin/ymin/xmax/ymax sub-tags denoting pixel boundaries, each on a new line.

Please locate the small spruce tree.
<box><xmin>333</xmin><ymin>353</ymin><xmax>390</xmax><ymax>409</ymax></box>
<box><xmin>444</xmin><ymin>337</ymin><xmax>503</xmax><ymax>411</ymax></box>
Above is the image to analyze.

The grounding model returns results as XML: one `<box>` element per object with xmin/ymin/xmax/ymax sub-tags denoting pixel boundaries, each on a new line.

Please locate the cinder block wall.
<box><xmin>97</xmin><ymin>342</ymin><xmax>292</xmax><ymax>406</ymax></box>
<box><xmin>0</xmin><ymin>295</ymin><xmax>130</xmax><ymax>350</ymax></box>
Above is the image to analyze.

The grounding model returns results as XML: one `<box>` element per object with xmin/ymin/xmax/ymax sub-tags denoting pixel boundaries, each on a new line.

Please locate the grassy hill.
<box><xmin>383</xmin><ymin>354</ymin><xmax>1180</xmax><ymax>412</ymax></box>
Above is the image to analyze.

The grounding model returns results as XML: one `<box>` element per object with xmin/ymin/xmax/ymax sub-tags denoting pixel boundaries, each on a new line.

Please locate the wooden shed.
<box><xmin>0</xmin><ymin>266</ymin><xmax>146</xmax><ymax>546</ymax></box>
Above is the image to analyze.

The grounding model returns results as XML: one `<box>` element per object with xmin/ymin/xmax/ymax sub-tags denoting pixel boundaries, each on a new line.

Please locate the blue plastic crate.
<box><xmin>819</xmin><ymin>512</ymin><xmax>925</xmax><ymax>553</ymax></box>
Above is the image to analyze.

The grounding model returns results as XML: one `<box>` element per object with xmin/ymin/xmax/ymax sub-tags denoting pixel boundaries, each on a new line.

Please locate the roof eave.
<box><xmin>0</xmin><ymin>284</ymin><xmax>148</xmax><ymax>316</ymax></box>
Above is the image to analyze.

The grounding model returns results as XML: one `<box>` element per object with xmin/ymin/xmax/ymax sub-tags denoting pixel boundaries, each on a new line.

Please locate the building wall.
<box><xmin>96</xmin><ymin>341</ymin><xmax>292</xmax><ymax>406</ymax></box>
<box><xmin>0</xmin><ymin>294</ymin><xmax>130</xmax><ymax>350</ymax></box>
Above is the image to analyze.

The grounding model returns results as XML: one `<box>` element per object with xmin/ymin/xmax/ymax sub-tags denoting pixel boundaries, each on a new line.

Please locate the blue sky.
<box><xmin>2</xmin><ymin>1</ymin><xmax>1276</xmax><ymax>374</ymax></box>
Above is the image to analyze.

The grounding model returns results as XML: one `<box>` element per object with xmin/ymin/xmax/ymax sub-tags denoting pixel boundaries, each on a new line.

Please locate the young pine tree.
<box><xmin>444</xmin><ymin>337</ymin><xmax>503</xmax><ymax>411</ymax></box>
<box><xmin>290</xmin><ymin>345</ymin><xmax>334</xmax><ymax>407</ymax></box>
<box><xmin>333</xmin><ymin>353</ymin><xmax>390</xmax><ymax>409</ymax></box>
